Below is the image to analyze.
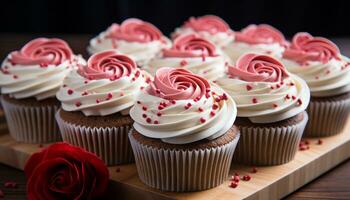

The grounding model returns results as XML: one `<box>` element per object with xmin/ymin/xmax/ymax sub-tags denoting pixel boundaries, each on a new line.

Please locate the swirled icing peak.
<box><xmin>163</xmin><ymin>34</ymin><xmax>217</xmax><ymax>58</ymax></box>
<box><xmin>108</xmin><ymin>18</ymin><xmax>163</xmax><ymax>43</ymax></box>
<box><xmin>148</xmin><ymin>67</ymin><xmax>210</xmax><ymax>100</ymax></box>
<box><xmin>235</xmin><ymin>24</ymin><xmax>287</xmax><ymax>46</ymax></box>
<box><xmin>78</xmin><ymin>50</ymin><xmax>136</xmax><ymax>80</ymax></box>
<box><xmin>183</xmin><ymin>15</ymin><xmax>231</xmax><ymax>34</ymax></box>
<box><xmin>10</xmin><ymin>38</ymin><xmax>73</xmax><ymax>65</ymax></box>
<box><xmin>283</xmin><ymin>32</ymin><xmax>341</xmax><ymax>64</ymax></box>
<box><xmin>228</xmin><ymin>53</ymin><xmax>289</xmax><ymax>82</ymax></box>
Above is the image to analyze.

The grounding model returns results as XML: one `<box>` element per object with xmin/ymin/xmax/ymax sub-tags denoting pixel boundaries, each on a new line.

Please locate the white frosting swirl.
<box><xmin>216</xmin><ymin>74</ymin><xmax>310</xmax><ymax>123</ymax></box>
<box><xmin>223</xmin><ymin>42</ymin><xmax>285</xmax><ymax>63</ymax></box>
<box><xmin>282</xmin><ymin>57</ymin><xmax>350</xmax><ymax>97</ymax></box>
<box><xmin>56</xmin><ymin>68</ymin><xmax>150</xmax><ymax>116</ymax></box>
<box><xmin>0</xmin><ymin>56</ymin><xmax>84</xmax><ymax>100</ymax></box>
<box><xmin>87</xmin><ymin>28</ymin><xmax>171</xmax><ymax>66</ymax></box>
<box><xmin>130</xmin><ymin>84</ymin><xmax>236</xmax><ymax>144</ymax></box>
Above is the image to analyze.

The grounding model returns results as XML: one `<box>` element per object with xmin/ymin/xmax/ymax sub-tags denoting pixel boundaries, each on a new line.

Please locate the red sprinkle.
<box><xmin>229</xmin><ymin>182</ymin><xmax>238</xmax><ymax>188</ymax></box>
<box><xmin>252</xmin><ymin>98</ymin><xmax>258</xmax><ymax>104</ymax></box>
<box><xmin>75</xmin><ymin>101</ymin><xmax>82</xmax><ymax>107</ymax></box>
<box><xmin>40</xmin><ymin>63</ymin><xmax>48</xmax><ymax>67</ymax></box>
<box><xmin>171</xmin><ymin>100</ymin><xmax>176</xmax><ymax>104</ymax></box>
<box><xmin>272</xmin><ymin>103</ymin><xmax>278</xmax><ymax>108</ymax></box>
<box><xmin>215</xmin><ymin>97</ymin><xmax>221</xmax><ymax>102</ymax></box>
<box><xmin>198</xmin><ymin>107</ymin><xmax>204</xmax><ymax>112</ymax></box>
<box><xmin>317</xmin><ymin>139</ymin><xmax>323</xmax><ymax>145</ymax></box>
<box><xmin>142</xmin><ymin>106</ymin><xmax>147</xmax><ymax>111</ymax></box>
<box><xmin>67</xmin><ymin>89</ymin><xmax>74</xmax><ymax>95</ymax></box>
<box><xmin>146</xmin><ymin>118</ymin><xmax>152</xmax><ymax>123</ymax></box>
<box><xmin>96</xmin><ymin>99</ymin><xmax>101</xmax><ymax>103</ymax></box>
<box><xmin>246</xmin><ymin>85</ymin><xmax>253</xmax><ymax>91</ymax></box>
<box><xmin>156</xmin><ymin>89</ymin><xmax>161</xmax><ymax>94</ymax></box>
<box><xmin>200</xmin><ymin>117</ymin><xmax>206</xmax><ymax>123</ymax></box>
<box><xmin>210</xmin><ymin>111</ymin><xmax>215</xmax><ymax>117</ymax></box>
<box><xmin>291</xmin><ymin>95</ymin><xmax>296</xmax><ymax>100</ymax></box>
<box><xmin>242</xmin><ymin>175</ymin><xmax>251</xmax><ymax>181</ymax></box>
<box><xmin>251</xmin><ymin>167</ymin><xmax>258</xmax><ymax>173</ymax></box>
<box><xmin>221</xmin><ymin>93</ymin><xmax>228</xmax><ymax>100</ymax></box>
<box><xmin>285</xmin><ymin>94</ymin><xmax>290</xmax><ymax>99</ymax></box>
<box><xmin>157</xmin><ymin>112</ymin><xmax>162</xmax><ymax>117</ymax></box>
<box><xmin>158</xmin><ymin>105</ymin><xmax>164</xmax><ymax>110</ymax></box>
<box><xmin>107</xmin><ymin>93</ymin><xmax>113</xmax><ymax>99</ymax></box>
<box><xmin>13</xmin><ymin>75</ymin><xmax>18</xmax><ymax>79</ymax></box>
<box><xmin>81</xmin><ymin>91</ymin><xmax>88</xmax><ymax>96</ymax></box>
<box><xmin>276</xmin><ymin>84</ymin><xmax>280</xmax><ymax>88</ymax></box>
<box><xmin>142</xmin><ymin>114</ymin><xmax>147</xmax><ymax>118</ymax></box>
<box><xmin>270</xmin><ymin>86</ymin><xmax>275</xmax><ymax>89</ymax></box>
<box><xmin>137</xmin><ymin>101</ymin><xmax>141</xmax><ymax>104</ymax></box>
<box><xmin>289</xmin><ymin>82</ymin><xmax>295</xmax><ymax>86</ymax></box>
<box><xmin>212</xmin><ymin>104</ymin><xmax>219</xmax><ymax>110</ymax></box>
<box><xmin>180</xmin><ymin>60</ymin><xmax>188</xmax><ymax>66</ymax></box>
<box><xmin>231</xmin><ymin>175</ymin><xmax>240</xmax><ymax>183</ymax></box>
<box><xmin>154</xmin><ymin>120</ymin><xmax>159</xmax><ymax>124</ymax></box>
<box><xmin>297</xmin><ymin>99</ymin><xmax>302</xmax><ymax>106</ymax></box>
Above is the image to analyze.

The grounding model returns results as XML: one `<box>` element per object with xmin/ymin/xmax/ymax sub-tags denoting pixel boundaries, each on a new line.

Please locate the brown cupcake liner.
<box><xmin>129</xmin><ymin>132</ymin><xmax>240</xmax><ymax>192</ymax></box>
<box><xmin>304</xmin><ymin>99</ymin><xmax>350</xmax><ymax>137</ymax></box>
<box><xmin>233</xmin><ymin>112</ymin><xmax>308</xmax><ymax>166</ymax></box>
<box><xmin>56</xmin><ymin>110</ymin><xmax>134</xmax><ymax>166</ymax></box>
<box><xmin>0</xmin><ymin>96</ymin><xmax>61</xmax><ymax>143</ymax></box>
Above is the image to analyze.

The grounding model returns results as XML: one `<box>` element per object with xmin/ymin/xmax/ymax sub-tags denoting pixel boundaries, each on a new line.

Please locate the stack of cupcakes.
<box><xmin>282</xmin><ymin>32</ymin><xmax>350</xmax><ymax>137</ymax></box>
<box><xmin>129</xmin><ymin>67</ymin><xmax>240</xmax><ymax>191</ymax></box>
<box><xmin>0</xmin><ymin>38</ymin><xmax>84</xmax><ymax>143</ymax></box>
<box><xmin>88</xmin><ymin>18</ymin><xmax>171</xmax><ymax>67</ymax></box>
<box><xmin>216</xmin><ymin>53</ymin><xmax>310</xmax><ymax>165</ymax></box>
<box><xmin>56</xmin><ymin>50</ymin><xmax>150</xmax><ymax>165</ymax></box>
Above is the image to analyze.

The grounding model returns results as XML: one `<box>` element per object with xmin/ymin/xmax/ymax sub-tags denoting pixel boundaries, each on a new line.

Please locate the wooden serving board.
<box><xmin>0</xmin><ymin>117</ymin><xmax>349</xmax><ymax>200</ymax></box>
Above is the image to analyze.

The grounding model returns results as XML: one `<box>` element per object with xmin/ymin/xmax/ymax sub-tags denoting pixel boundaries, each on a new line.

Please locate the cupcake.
<box><xmin>224</xmin><ymin>24</ymin><xmax>288</xmax><ymax>63</ymax></box>
<box><xmin>172</xmin><ymin>15</ymin><xmax>235</xmax><ymax>47</ymax></box>
<box><xmin>282</xmin><ymin>32</ymin><xmax>350</xmax><ymax>137</ymax></box>
<box><xmin>129</xmin><ymin>67</ymin><xmax>240</xmax><ymax>191</ymax></box>
<box><xmin>216</xmin><ymin>53</ymin><xmax>310</xmax><ymax>165</ymax></box>
<box><xmin>87</xmin><ymin>18</ymin><xmax>171</xmax><ymax>67</ymax></box>
<box><xmin>0</xmin><ymin>38</ymin><xmax>84</xmax><ymax>143</ymax></box>
<box><xmin>144</xmin><ymin>33</ymin><xmax>227</xmax><ymax>81</ymax></box>
<box><xmin>56</xmin><ymin>50</ymin><xmax>149</xmax><ymax>165</ymax></box>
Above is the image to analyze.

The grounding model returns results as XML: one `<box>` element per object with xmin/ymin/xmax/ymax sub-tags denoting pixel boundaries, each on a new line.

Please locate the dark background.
<box><xmin>0</xmin><ymin>0</ymin><xmax>349</xmax><ymax>38</ymax></box>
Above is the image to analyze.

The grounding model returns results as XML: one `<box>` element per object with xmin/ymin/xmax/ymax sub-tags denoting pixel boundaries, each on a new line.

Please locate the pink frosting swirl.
<box><xmin>228</xmin><ymin>53</ymin><xmax>289</xmax><ymax>82</ymax></box>
<box><xmin>235</xmin><ymin>24</ymin><xmax>287</xmax><ymax>46</ymax></box>
<box><xmin>108</xmin><ymin>18</ymin><xmax>163</xmax><ymax>43</ymax></box>
<box><xmin>148</xmin><ymin>67</ymin><xmax>210</xmax><ymax>100</ymax></box>
<box><xmin>283</xmin><ymin>32</ymin><xmax>341</xmax><ymax>64</ymax></box>
<box><xmin>10</xmin><ymin>38</ymin><xmax>73</xmax><ymax>65</ymax></box>
<box><xmin>163</xmin><ymin>34</ymin><xmax>217</xmax><ymax>58</ymax></box>
<box><xmin>78</xmin><ymin>50</ymin><xmax>136</xmax><ymax>80</ymax></box>
<box><xmin>183</xmin><ymin>15</ymin><xmax>231</xmax><ymax>34</ymax></box>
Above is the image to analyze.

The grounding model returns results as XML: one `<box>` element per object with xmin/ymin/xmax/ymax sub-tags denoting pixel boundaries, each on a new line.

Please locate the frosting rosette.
<box><xmin>283</xmin><ymin>32</ymin><xmax>341</xmax><ymax>64</ymax></box>
<box><xmin>0</xmin><ymin>38</ymin><xmax>83</xmax><ymax>100</ymax></box>
<box><xmin>130</xmin><ymin>67</ymin><xmax>237</xmax><ymax>144</ymax></box>
<box><xmin>224</xmin><ymin>24</ymin><xmax>287</xmax><ymax>62</ymax></box>
<box><xmin>144</xmin><ymin>34</ymin><xmax>227</xmax><ymax>81</ymax></box>
<box><xmin>56</xmin><ymin>50</ymin><xmax>150</xmax><ymax>116</ymax></box>
<box><xmin>228</xmin><ymin>53</ymin><xmax>289</xmax><ymax>82</ymax></box>
<box><xmin>282</xmin><ymin>33</ymin><xmax>350</xmax><ymax>97</ymax></box>
<box><xmin>216</xmin><ymin>53</ymin><xmax>310</xmax><ymax>123</ymax></box>
<box><xmin>87</xmin><ymin>18</ymin><xmax>171</xmax><ymax>66</ymax></box>
<box><xmin>172</xmin><ymin>15</ymin><xmax>235</xmax><ymax>47</ymax></box>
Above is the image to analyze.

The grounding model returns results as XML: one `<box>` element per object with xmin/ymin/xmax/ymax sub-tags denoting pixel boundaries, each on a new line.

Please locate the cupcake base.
<box><xmin>304</xmin><ymin>92</ymin><xmax>350</xmax><ymax>138</ymax></box>
<box><xmin>129</xmin><ymin>126</ymin><xmax>240</xmax><ymax>192</ymax></box>
<box><xmin>56</xmin><ymin>109</ymin><xmax>134</xmax><ymax>166</ymax></box>
<box><xmin>233</xmin><ymin>112</ymin><xmax>308</xmax><ymax>166</ymax></box>
<box><xmin>1</xmin><ymin>95</ymin><xmax>61</xmax><ymax>143</ymax></box>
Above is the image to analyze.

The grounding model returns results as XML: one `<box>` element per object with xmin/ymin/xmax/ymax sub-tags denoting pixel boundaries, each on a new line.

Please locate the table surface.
<box><xmin>0</xmin><ymin>34</ymin><xmax>349</xmax><ymax>200</ymax></box>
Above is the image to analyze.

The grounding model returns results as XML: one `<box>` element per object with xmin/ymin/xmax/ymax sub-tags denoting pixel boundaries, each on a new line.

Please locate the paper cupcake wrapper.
<box><xmin>233</xmin><ymin>112</ymin><xmax>308</xmax><ymax>166</ymax></box>
<box><xmin>0</xmin><ymin>96</ymin><xmax>61</xmax><ymax>143</ymax></box>
<box><xmin>129</xmin><ymin>132</ymin><xmax>240</xmax><ymax>192</ymax></box>
<box><xmin>56</xmin><ymin>111</ymin><xmax>134</xmax><ymax>166</ymax></box>
<box><xmin>304</xmin><ymin>98</ymin><xmax>350</xmax><ymax>137</ymax></box>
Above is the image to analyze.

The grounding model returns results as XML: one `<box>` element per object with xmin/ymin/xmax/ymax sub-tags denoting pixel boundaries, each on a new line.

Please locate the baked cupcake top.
<box><xmin>282</xmin><ymin>32</ymin><xmax>350</xmax><ymax>97</ymax></box>
<box><xmin>224</xmin><ymin>24</ymin><xmax>287</xmax><ymax>61</ymax></box>
<box><xmin>216</xmin><ymin>53</ymin><xmax>310</xmax><ymax>123</ymax></box>
<box><xmin>0</xmin><ymin>38</ymin><xmax>84</xmax><ymax>100</ymax></box>
<box><xmin>144</xmin><ymin>33</ymin><xmax>227</xmax><ymax>81</ymax></box>
<box><xmin>172</xmin><ymin>15</ymin><xmax>235</xmax><ymax>47</ymax></box>
<box><xmin>130</xmin><ymin>67</ymin><xmax>237</xmax><ymax>144</ymax></box>
<box><xmin>56</xmin><ymin>50</ymin><xmax>150</xmax><ymax>116</ymax></box>
<box><xmin>87</xmin><ymin>18</ymin><xmax>171</xmax><ymax>66</ymax></box>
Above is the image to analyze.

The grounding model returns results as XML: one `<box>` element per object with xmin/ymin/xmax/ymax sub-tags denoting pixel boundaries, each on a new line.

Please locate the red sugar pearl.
<box><xmin>157</xmin><ymin>112</ymin><xmax>162</xmax><ymax>117</ymax></box>
<box><xmin>291</xmin><ymin>95</ymin><xmax>296</xmax><ymax>100</ymax></box>
<box><xmin>212</xmin><ymin>104</ymin><xmax>219</xmax><ymax>110</ymax></box>
<box><xmin>13</xmin><ymin>75</ymin><xmax>18</xmax><ymax>79</ymax></box>
<box><xmin>158</xmin><ymin>105</ymin><xmax>164</xmax><ymax>110</ymax></box>
<box><xmin>251</xmin><ymin>167</ymin><xmax>258</xmax><ymax>173</ymax></box>
<box><xmin>297</xmin><ymin>99</ymin><xmax>302</xmax><ymax>106</ymax></box>
<box><xmin>75</xmin><ymin>101</ymin><xmax>82</xmax><ymax>107</ymax></box>
<box><xmin>142</xmin><ymin>106</ymin><xmax>147</xmax><ymax>111</ymax></box>
<box><xmin>171</xmin><ymin>100</ymin><xmax>176</xmax><ymax>104</ymax></box>
<box><xmin>210</xmin><ymin>111</ymin><xmax>215</xmax><ymax>117</ymax></box>
<box><xmin>84</xmin><ymin>80</ymin><xmax>89</xmax><ymax>84</ymax></box>
<box><xmin>198</xmin><ymin>107</ymin><xmax>204</xmax><ymax>112</ymax></box>
<box><xmin>146</xmin><ymin>118</ymin><xmax>152</xmax><ymax>123</ymax></box>
<box><xmin>246</xmin><ymin>85</ymin><xmax>253</xmax><ymax>91</ymax></box>
<box><xmin>242</xmin><ymin>175</ymin><xmax>251</xmax><ymax>181</ymax></box>
<box><xmin>317</xmin><ymin>139</ymin><xmax>323</xmax><ymax>145</ymax></box>
<box><xmin>96</xmin><ymin>99</ymin><xmax>101</xmax><ymax>103</ymax></box>
<box><xmin>107</xmin><ymin>93</ymin><xmax>113</xmax><ymax>99</ymax></box>
<box><xmin>200</xmin><ymin>117</ymin><xmax>206</xmax><ymax>123</ymax></box>
<box><xmin>67</xmin><ymin>89</ymin><xmax>74</xmax><ymax>95</ymax></box>
<box><xmin>285</xmin><ymin>94</ymin><xmax>290</xmax><ymax>99</ymax></box>
<box><xmin>180</xmin><ymin>60</ymin><xmax>188</xmax><ymax>66</ymax></box>
<box><xmin>231</xmin><ymin>175</ymin><xmax>240</xmax><ymax>183</ymax></box>
<box><xmin>137</xmin><ymin>101</ymin><xmax>141</xmax><ymax>104</ymax></box>
<box><xmin>154</xmin><ymin>120</ymin><xmax>159</xmax><ymax>124</ymax></box>
<box><xmin>252</xmin><ymin>98</ymin><xmax>258</xmax><ymax>104</ymax></box>
<box><xmin>142</xmin><ymin>114</ymin><xmax>147</xmax><ymax>118</ymax></box>
<box><xmin>229</xmin><ymin>182</ymin><xmax>238</xmax><ymax>188</ymax></box>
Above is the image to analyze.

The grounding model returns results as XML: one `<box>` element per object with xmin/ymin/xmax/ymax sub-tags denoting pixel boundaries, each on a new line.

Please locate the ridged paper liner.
<box><xmin>233</xmin><ymin>112</ymin><xmax>308</xmax><ymax>166</ymax></box>
<box><xmin>56</xmin><ymin>111</ymin><xmax>134</xmax><ymax>166</ymax></box>
<box><xmin>304</xmin><ymin>98</ymin><xmax>350</xmax><ymax>137</ymax></box>
<box><xmin>0</xmin><ymin>96</ymin><xmax>61</xmax><ymax>143</ymax></box>
<box><xmin>129</xmin><ymin>132</ymin><xmax>240</xmax><ymax>192</ymax></box>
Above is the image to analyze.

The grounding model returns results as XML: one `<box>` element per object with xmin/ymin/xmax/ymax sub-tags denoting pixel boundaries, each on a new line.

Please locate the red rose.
<box><xmin>24</xmin><ymin>143</ymin><xmax>109</xmax><ymax>200</ymax></box>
